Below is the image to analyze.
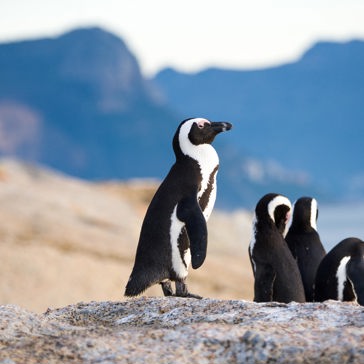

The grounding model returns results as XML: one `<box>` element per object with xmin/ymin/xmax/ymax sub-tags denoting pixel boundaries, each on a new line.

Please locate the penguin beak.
<box><xmin>210</xmin><ymin>122</ymin><xmax>233</xmax><ymax>134</ymax></box>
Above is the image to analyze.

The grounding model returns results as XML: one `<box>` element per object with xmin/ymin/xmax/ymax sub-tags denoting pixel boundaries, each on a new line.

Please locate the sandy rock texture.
<box><xmin>1</xmin><ymin>297</ymin><xmax>364</xmax><ymax>363</ymax></box>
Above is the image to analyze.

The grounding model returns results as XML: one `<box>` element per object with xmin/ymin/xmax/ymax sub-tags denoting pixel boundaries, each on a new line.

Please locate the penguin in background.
<box><xmin>285</xmin><ymin>197</ymin><xmax>326</xmax><ymax>302</ymax></box>
<box><xmin>124</xmin><ymin>118</ymin><xmax>232</xmax><ymax>298</ymax></box>
<box><xmin>249</xmin><ymin>193</ymin><xmax>306</xmax><ymax>303</ymax></box>
<box><xmin>314</xmin><ymin>237</ymin><xmax>364</xmax><ymax>305</ymax></box>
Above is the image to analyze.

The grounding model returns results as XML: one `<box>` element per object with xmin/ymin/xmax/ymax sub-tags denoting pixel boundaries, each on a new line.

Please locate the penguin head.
<box><xmin>173</xmin><ymin>118</ymin><xmax>232</xmax><ymax>158</ymax></box>
<box><xmin>291</xmin><ymin>197</ymin><xmax>318</xmax><ymax>231</ymax></box>
<box><xmin>255</xmin><ymin>193</ymin><xmax>292</xmax><ymax>236</ymax></box>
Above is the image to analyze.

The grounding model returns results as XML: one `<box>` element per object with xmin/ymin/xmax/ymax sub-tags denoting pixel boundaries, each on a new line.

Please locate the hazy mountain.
<box><xmin>154</xmin><ymin>40</ymin><xmax>364</xmax><ymax>203</ymax></box>
<box><xmin>0</xmin><ymin>27</ymin><xmax>178</xmax><ymax>179</ymax></box>
<box><xmin>1</xmin><ymin>27</ymin><xmax>360</xmax><ymax>208</ymax></box>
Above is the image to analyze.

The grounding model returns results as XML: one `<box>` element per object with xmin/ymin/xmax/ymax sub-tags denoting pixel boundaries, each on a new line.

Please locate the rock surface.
<box><xmin>1</xmin><ymin>297</ymin><xmax>364</xmax><ymax>363</ymax></box>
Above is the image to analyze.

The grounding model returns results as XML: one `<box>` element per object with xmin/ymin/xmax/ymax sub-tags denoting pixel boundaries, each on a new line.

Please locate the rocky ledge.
<box><xmin>1</xmin><ymin>297</ymin><xmax>364</xmax><ymax>363</ymax></box>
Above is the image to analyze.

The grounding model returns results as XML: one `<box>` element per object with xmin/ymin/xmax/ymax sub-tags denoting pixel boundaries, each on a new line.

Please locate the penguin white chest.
<box><xmin>336</xmin><ymin>256</ymin><xmax>351</xmax><ymax>300</ymax></box>
<box><xmin>170</xmin><ymin>134</ymin><xmax>220</xmax><ymax>279</ymax></box>
<box><xmin>186</xmin><ymin>143</ymin><xmax>219</xmax><ymax>220</ymax></box>
<box><xmin>197</xmin><ymin>156</ymin><xmax>218</xmax><ymax>221</ymax></box>
<box><xmin>170</xmin><ymin>206</ymin><xmax>191</xmax><ymax>279</ymax></box>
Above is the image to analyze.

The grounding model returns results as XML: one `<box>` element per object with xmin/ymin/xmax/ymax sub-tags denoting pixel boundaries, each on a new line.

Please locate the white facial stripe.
<box><xmin>179</xmin><ymin>118</ymin><xmax>215</xmax><ymax>155</ymax></box>
<box><xmin>310</xmin><ymin>198</ymin><xmax>318</xmax><ymax>231</ymax></box>
<box><xmin>267</xmin><ymin>195</ymin><xmax>291</xmax><ymax>223</ymax></box>
<box><xmin>336</xmin><ymin>256</ymin><xmax>351</xmax><ymax>301</ymax></box>
<box><xmin>285</xmin><ymin>200</ymin><xmax>294</xmax><ymax>232</ymax></box>
<box><xmin>170</xmin><ymin>205</ymin><xmax>189</xmax><ymax>279</ymax></box>
<box><xmin>179</xmin><ymin>118</ymin><xmax>209</xmax><ymax>139</ymax></box>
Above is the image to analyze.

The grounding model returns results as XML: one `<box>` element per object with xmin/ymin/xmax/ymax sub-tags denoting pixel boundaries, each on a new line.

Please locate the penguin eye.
<box><xmin>197</xmin><ymin>122</ymin><xmax>205</xmax><ymax>129</ymax></box>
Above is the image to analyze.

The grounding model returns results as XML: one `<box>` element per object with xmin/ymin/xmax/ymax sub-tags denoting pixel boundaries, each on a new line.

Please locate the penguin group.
<box><xmin>249</xmin><ymin>193</ymin><xmax>364</xmax><ymax>305</ymax></box>
<box><xmin>124</xmin><ymin>117</ymin><xmax>364</xmax><ymax>306</ymax></box>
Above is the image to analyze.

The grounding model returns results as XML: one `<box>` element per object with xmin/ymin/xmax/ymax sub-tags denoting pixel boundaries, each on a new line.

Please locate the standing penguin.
<box><xmin>285</xmin><ymin>197</ymin><xmax>326</xmax><ymax>301</ymax></box>
<box><xmin>249</xmin><ymin>193</ymin><xmax>306</xmax><ymax>303</ymax></box>
<box><xmin>314</xmin><ymin>237</ymin><xmax>364</xmax><ymax>305</ymax></box>
<box><xmin>124</xmin><ymin>118</ymin><xmax>232</xmax><ymax>298</ymax></box>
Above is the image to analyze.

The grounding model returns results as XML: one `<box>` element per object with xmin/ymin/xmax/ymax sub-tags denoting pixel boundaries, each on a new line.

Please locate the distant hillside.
<box><xmin>0</xmin><ymin>27</ymin><xmax>178</xmax><ymax>179</ymax></box>
<box><xmin>1</xmin><ymin>27</ymin><xmax>362</xmax><ymax>208</ymax></box>
<box><xmin>154</xmin><ymin>40</ymin><xmax>364</xmax><ymax>203</ymax></box>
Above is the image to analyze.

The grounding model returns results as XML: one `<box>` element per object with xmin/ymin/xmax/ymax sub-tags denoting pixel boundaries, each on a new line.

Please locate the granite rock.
<box><xmin>1</xmin><ymin>297</ymin><xmax>364</xmax><ymax>363</ymax></box>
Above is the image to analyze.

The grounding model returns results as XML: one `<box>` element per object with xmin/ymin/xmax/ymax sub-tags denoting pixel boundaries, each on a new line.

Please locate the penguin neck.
<box><xmin>178</xmin><ymin>135</ymin><xmax>219</xmax><ymax>171</ymax></box>
<box><xmin>291</xmin><ymin>220</ymin><xmax>316</xmax><ymax>233</ymax></box>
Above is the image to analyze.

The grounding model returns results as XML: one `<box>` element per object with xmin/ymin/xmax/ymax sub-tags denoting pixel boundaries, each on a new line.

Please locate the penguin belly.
<box><xmin>199</xmin><ymin>169</ymin><xmax>217</xmax><ymax>221</ymax></box>
<box><xmin>170</xmin><ymin>205</ymin><xmax>191</xmax><ymax>279</ymax></box>
<box><xmin>169</xmin><ymin>170</ymin><xmax>216</xmax><ymax>279</ymax></box>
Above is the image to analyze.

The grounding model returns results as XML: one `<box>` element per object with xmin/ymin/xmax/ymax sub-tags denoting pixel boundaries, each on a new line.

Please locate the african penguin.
<box><xmin>249</xmin><ymin>193</ymin><xmax>306</xmax><ymax>303</ymax></box>
<box><xmin>314</xmin><ymin>237</ymin><xmax>364</xmax><ymax>305</ymax></box>
<box><xmin>124</xmin><ymin>117</ymin><xmax>232</xmax><ymax>298</ymax></box>
<box><xmin>285</xmin><ymin>197</ymin><xmax>326</xmax><ymax>301</ymax></box>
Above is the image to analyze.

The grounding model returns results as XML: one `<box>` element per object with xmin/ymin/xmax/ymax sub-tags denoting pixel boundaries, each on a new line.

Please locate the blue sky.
<box><xmin>1</xmin><ymin>0</ymin><xmax>364</xmax><ymax>75</ymax></box>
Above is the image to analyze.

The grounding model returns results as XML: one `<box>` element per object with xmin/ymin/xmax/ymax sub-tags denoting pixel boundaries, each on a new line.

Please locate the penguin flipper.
<box><xmin>253</xmin><ymin>263</ymin><xmax>276</xmax><ymax>302</ymax></box>
<box><xmin>177</xmin><ymin>195</ymin><xmax>207</xmax><ymax>269</ymax></box>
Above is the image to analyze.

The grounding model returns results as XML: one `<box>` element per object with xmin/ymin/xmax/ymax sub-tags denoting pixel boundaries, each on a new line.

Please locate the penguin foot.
<box><xmin>160</xmin><ymin>281</ymin><xmax>174</xmax><ymax>296</ymax></box>
<box><xmin>179</xmin><ymin>292</ymin><xmax>203</xmax><ymax>299</ymax></box>
<box><xmin>175</xmin><ymin>281</ymin><xmax>202</xmax><ymax>299</ymax></box>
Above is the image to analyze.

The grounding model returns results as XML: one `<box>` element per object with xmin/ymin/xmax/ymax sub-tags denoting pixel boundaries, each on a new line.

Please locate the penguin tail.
<box><xmin>124</xmin><ymin>271</ymin><xmax>154</xmax><ymax>297</ymax></box>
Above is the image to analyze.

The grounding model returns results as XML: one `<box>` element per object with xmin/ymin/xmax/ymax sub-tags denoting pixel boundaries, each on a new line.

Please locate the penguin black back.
<box><xmin>249</xmin><ymin>193</ymin><xmax>306</xmax><ymax>303</ymax></box>
<box><xmin>314</xmin><ymin>237</ymin><xmax>364</xmax><ymax>305</ymax></box>
<box><xmin>285</xmin><ymin>197</ymin><xmax>326</xmax><ymax>301</ymax></box>
<box><xmin>124</xmin><ymin>118</ymin><xmax>232</xmax><ymax>298</ymax></box>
